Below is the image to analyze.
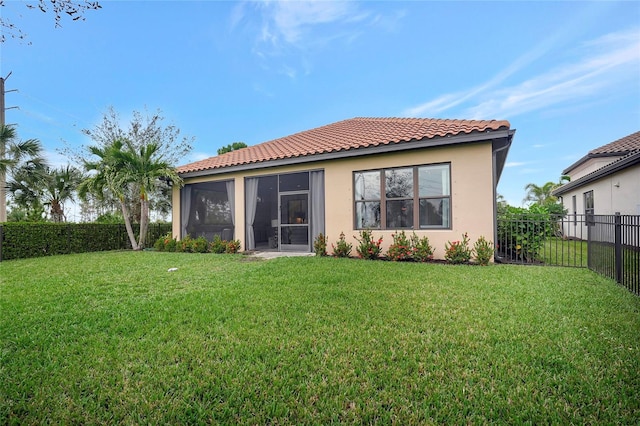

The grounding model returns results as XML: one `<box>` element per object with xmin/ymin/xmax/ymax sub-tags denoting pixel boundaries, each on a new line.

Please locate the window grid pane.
<box><xmin>385</xmin><ymin>168</ymin><xmax>413</xmax><ymax>199</ymax></box>
<box><xmin>419</xmin><ymin>198</ymin><xmax>450</xmax><ymax>228</ymax></box>
<box><xmin>356</xmin><ymin>201</ymin><xmax>381</xmax><ymax>229</ymax></box>
<box><xmin>386</xmin><ymin>199</ymin><xmax>413</xmax><ymax>229</ymax></box>
<box><xmin>354</xmin><ymin>171</ymin><xmax>380</xmax><ymax>200</ymax></box>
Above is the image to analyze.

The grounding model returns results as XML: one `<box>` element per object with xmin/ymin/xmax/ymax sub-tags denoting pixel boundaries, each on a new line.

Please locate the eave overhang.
<box><xmin>553</xmin><ymin>150</ymin><xmax>640</xmax><ymax>196</ymax></box>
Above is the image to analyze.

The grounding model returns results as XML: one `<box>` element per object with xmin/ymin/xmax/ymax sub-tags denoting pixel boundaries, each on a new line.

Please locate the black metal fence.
<box><xmin>587</xmin><ymin>214</ymin><xmax>640</xmax><ymax>296</ymax></box>
<box><xmin>496</xmin><ymin>213</ymin><xmax>640</xmax><ymax>296</ymax></box>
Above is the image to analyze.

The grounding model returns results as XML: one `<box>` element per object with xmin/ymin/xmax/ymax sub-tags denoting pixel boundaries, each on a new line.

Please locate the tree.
<box><xmin>79</xmin><ymin>139</ymin><xmax>182</xmax><ymax>250</ymax></box>
<box><xmin>42</xmin><ymin>166</ymin><xmax>84</xmax><ymax>222</ymax></box>
<box><xmin>69</xmin><ymin>106</ymin><xmax>193</xmax><ymax>222</ymax></box>
<box><xmin>1</xmin><ymin>0</ymin><xmax>101</xmax><ymax>43</ymax></box>
<box><xmin>7</xmin><ymin>164</ymin><xmax>83</xmax><ymax>222</ymax></box>
<box><xmin>0</xmin><ymin>124</ymin><xmax>48</xmax><ymax>222</ymax></box>
<box><xmin>523</xmin><ymin>176</ymin><xmax>570</xmax><ymax>216</ymax></box>
<box><xmin>217</xmin><ymin>142</ymin><xmax>248</xmax><ymax>155</ymax></box>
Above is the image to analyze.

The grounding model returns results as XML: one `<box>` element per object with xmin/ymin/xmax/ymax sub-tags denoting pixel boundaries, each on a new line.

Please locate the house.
<box><xmin>172</xmin><ymin>117</ymin><xmax>515</xmax><ymax>258</ymax></box>
<box><xmin>553</xmin><ymin>130</ymin><xmax>640</xmax><ymax>238</ymax></box>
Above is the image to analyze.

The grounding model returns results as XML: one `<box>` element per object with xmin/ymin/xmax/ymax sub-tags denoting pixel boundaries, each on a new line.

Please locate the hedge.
<box><xmin>0</xmin><ymin>223</ymin><xmax>172</xmax><ymax>261</ymax></box>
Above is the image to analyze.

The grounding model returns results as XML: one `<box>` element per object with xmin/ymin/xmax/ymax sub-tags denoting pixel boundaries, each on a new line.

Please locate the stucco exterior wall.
<box><xmin>569</xmin><ymin>156</ymin><xmax>622</xmax><ymax>180</ymax></box>
<box><xmin>561</xmin><ymin>164</ymin><xmax>640</xmax><ymax>216</ymax></box>
<box><xmin>173</xmin><ymin>141</ymin><xmax>496</xmax><ymax>259</ymax></box>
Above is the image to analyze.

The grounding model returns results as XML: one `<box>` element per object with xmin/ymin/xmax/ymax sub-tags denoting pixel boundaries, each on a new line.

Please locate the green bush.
<box><xmin>210</xmin><ymin>235</ymin><xmax>227</xmax><ymax>254</ymax></box>
<box><xmin>225</xmin><ymin>239</ymin><xmax>241</xmax><ymax>254</ymax></box>
<box><xmin>497</xmin><ymin>204</ymin><xmax>555</xmax><ymax>262</ymax></box>
<box><xmin>410</xmin><ymin>233</ymin><xmax>435</xmax><ymax>262</ymax></box>
<box><xmin>473</xmin><ymin>235</ymin><xmax>494</xmax><ymax>266</ymax></box>
<box><xmin>192</xmin><ymin>237</ymin><xmax>209</xmax><ymax>253</ymax></box>
<box><xmin>331</xmin><ymin>232</ymin><xmax>352</xmax><ymax>258</ymax></box>
<box><xmin>176</xmin><ymin>236</ymin><xmax>193</xmax><ymax>253</ymax></box>
<box><xmin>313</xmin><ymin>233</ymin><xmax>328</xmax><ymax>256</ymax></box>
<box><xmin>444</xmin><ymin>233</ymin><xmax>472</xmax><ymax>264</ymax></box>
<box><xmin>0</xmin><ymin>223</ymin><xmax>171</xmax><ymax>261</ymax></box>
<box><xmin>354</xmin><ymin>229</ymin><xmax>382</xmax><ymax>260</ymax></box>
<box><xmin>386</xmin><ymin>231</ymin><xmax>412</xmax><ymax>261</ymax></box>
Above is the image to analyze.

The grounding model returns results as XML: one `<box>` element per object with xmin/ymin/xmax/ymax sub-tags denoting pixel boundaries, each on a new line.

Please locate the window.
<box><xmin>354</xmin><ymin>163</ymin><xmax>451</xmax><ymax>230</ymax></box>
<box><xmin>584</xmin><ymin>190</ymin><xmax>594</xmax><ymax>226</ymax></box>
<box><xmin>572</xmin><ymin>195</ymin><xmax>577</xmax><ymax>226</ymax></box>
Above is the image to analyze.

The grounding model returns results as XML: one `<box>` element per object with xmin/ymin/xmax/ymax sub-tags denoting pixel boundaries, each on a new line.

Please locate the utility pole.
<box><xmin>0</xmin><ymin>71</ymin><xmax>17</xmax><ymax>223</ymax></box>
<box><xmin>1</xmin><ymin>74</ymin><xmax>6</xmax><ymax>223</ymax></box>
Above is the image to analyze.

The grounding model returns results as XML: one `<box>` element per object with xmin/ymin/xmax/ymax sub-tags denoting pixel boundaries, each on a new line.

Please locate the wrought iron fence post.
<box><xmin>587</xmin><ymin>215</ymin><xmax>592</xmax><ymax>270</ymax></box>
<box><xmin>0</xmin><ymin>224</ymin><xmax>3</xmax><ymax>262</ymax></box>
<box><xmin>615</xmin><ymin>212</ymin><xmax>622</xmax><ymax>284</ymax></box>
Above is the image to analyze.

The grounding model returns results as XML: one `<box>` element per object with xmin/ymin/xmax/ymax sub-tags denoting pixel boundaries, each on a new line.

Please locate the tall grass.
<box><xmin>1</xmin><ymin>252</ymin><xmax>639</xmax><ymax>424</ymax></box>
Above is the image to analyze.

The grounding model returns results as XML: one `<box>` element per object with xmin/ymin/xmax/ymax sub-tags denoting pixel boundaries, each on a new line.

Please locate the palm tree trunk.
<box><xmin>138</xmin><ymin>197</ymin><xmax>149</xmax><ymax>249</ymax></box>
<box><xmin>120</xmin><ymin>198</ymin><xmax>139</xmax><ymax>250</ymax></box>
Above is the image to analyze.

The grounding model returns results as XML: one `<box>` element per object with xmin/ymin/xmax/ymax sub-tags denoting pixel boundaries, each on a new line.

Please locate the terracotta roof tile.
<box><xmin>178</xmin><ymin>117</ymin><xmax>511</xmax><ymax>174</ymax></box>
<box><xmin>589</xmin><ymin>130</ymin><xmax>640</xmax><ymax>155</ymax></box>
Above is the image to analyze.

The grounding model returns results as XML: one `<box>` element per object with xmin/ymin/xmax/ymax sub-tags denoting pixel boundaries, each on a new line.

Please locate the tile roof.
<box><xmin>562</xmin><ymin>129</ymin><xmax>640</xmax><ymax>175</ymax></box>
<box><xmin>588</xmin><ymin>130</ymin><xmax>640</xmax><ymax>155</ymax></box>
<box><xmin>178</xmin><ymin>117</ymin><xmax>510</xmax><ymax>174</ymax></box>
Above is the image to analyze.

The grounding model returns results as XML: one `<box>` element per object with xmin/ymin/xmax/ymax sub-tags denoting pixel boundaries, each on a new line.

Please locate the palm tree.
<box><xmin>79</xmin><ymin>139</ymin><xmax>182</xmax><ymax>249</ymax></box>
<box><xmin>0</xmin><ymin>124</ymin><xmax>48</xmax><ymax>222</ymax></box>
<box><xmin>523</xmin><ymin>176</ymin><xmax>571</xmax><ymax>207</ymax></box>
<box><xmin>42</xmin><ymin>165</ymin><xmax>84</xmax><ymax>222</ymax></box>
<box><xmin>523</xmin><ymin>181</ymin><xmax>560</xmax><ymax>206</ymax></box>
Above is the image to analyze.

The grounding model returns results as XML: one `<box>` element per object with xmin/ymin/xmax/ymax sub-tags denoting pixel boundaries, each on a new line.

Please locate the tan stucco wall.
<box><xmin>173</xmin><ymin>142</ymin><xmax>496</xmax><ymax>259</ymax></box>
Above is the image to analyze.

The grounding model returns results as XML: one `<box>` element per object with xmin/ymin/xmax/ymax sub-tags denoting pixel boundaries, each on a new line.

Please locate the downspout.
<box><xmin>492</xmin><ymin>139</ymin><xmax>512</xmax><ymax>261</ymax></box>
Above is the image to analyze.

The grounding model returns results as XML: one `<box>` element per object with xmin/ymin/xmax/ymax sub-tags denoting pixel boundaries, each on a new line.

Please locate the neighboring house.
<box><xmin>553</xmin><ymin>130</ymin><xmax>640</xmax><ymax>238</ymax></box>
<box><xmin>173</xmin><ymin>117</ymin><xmax>515</xmax><ymax>258</ymax></box>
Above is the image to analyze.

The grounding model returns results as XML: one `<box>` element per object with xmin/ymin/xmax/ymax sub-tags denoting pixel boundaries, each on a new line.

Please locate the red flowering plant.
<box><xmin>386</xmin><ymin>230</ymin><xmax>413</xmax><ymax>261</ymax></box>
<box><xmin>354</xmin><ymin>229</ymin><xmax>383</xmax><ymax>260</ymax></box>
<box><xmin>225</xmin><ymin>239</ymin><xmax>242</xmax><ymax>254</ymax></box>
<box><xmin>473</xmin><ymin>235</ymin><xmax>494</xmax><ymax>266</ymax></box>
<box><xmin>331</xmin><ymin>232</ymin><xmax>352</xmax><ymax>258</ymax></box>
<box><xmin>313</xmin><ymin>232</ymin><xmax>328</xmax><ymax>256</ymax></box>
<box><xmin>444</xmin><ymin>232</ymin><xmax>472</xmax><ymax>264</ymax></box>
<box><xmin>410</xmin><ymin>233</ymin><xmax>434</xmax><ymax>262</ymax></box>
<box><xmin>154</xmin><ymin>232</ymin><xmax>174</xmax><ymax>251</ymax></box>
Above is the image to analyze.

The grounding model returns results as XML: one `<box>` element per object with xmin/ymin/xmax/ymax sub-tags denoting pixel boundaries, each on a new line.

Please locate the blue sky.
<box><xmin>2</xmin><ymin>0</ymin><xmax>639</xmax><ymax>209</ymax></box>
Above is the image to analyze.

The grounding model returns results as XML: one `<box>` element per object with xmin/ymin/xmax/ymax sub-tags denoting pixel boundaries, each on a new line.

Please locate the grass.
<box><xmin>542</xmin><ymin>237</ymin><xmax>588</xmax><ymax>267</ymax></box>
<box><xmin>1</xmin><ymin>252</ymin><xmax>639</xmax><ymax>424</ymax></box>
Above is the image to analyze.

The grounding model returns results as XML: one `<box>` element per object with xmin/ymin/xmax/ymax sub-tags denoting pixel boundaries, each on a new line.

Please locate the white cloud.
<box><xmin>241</xmin><ymin>1</ymin><xmax>405</xmax><ymax>79</ymax></box>
<box><xmin>403</xmin><ymin>27</ymin><xmax>640</xmax><ymax>119</ymax></box>
<box><xmin>504</xmin><ymin>161</ymin><xmax>528</xmax><ymax>168</ymax></box>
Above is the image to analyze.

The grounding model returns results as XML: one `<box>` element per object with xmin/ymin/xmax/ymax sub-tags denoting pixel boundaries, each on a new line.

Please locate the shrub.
<box><xmin>225</xmin><ymin>239</ymin><xmax>241</xmax><ymax>254</ymax></box>
<box><xmin>497</xmin><ymin>204</ymin><xmax>555</xmax><ymax>262</ymax></box>
<box><xmin>313</xmin><ymin>233</ymin><xmax>328</xmax><ymax>256</ymax></box>
<box><xmin>473</xmin><ymin>236</ymin><xmax>494</xmax><ymax>266</ymax></box>
<box><xmin>176</xmin><ymin>236</ymin><xmax>193</xmax><ymax>253</ymax></box>
<box><xmin>444</xmin><ymin>233</ymin><xmax>472</xmax><ymax>264</ymax></box>
<box><xmin>210</xmin><ymin>235</ymin><xmax>227</xmax><ymax>254</ymax></box>
<box><xmin>386</xmin><ymin>231</ymin><xmax>413</xmax><ymax>261</ymax></box>
<box><xmin>153</xmin><ymin>233</ymin><xmax>176</xmax><ymax>252</ymax></box>
<box><xmin>165</xmin><ymin>237</ymin><xmax>177</xmax><ymax>252</ymax></box>
<box><xmin>192</xmin><ymin>236</ymin><xmax>210</xmax><ymax>253</ymax></box>
<box><xmin>410</xmin><ymin>233</ymin><xmax>435</xmax><ymax>262</ymax></box>
<box><xmin>354</xmin><ymin>229</ymin><xmax>383</xmax><ymax>260</ymax></box>
<box><xmin>331</xmin><ymin>232</ymin><xmax>352</xmax><ymax>258</ymax></box>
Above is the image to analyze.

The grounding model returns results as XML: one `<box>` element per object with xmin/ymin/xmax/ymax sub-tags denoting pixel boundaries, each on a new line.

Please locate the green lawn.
<box><xmin>1</xmin><ymin>252</ymin><xmax>639</xmax><ymax>424</ymax></box>
<box><xmin>541</xmin><ymin>237</ymin><xmax>588</xmax><ymax>267</ymax></box>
